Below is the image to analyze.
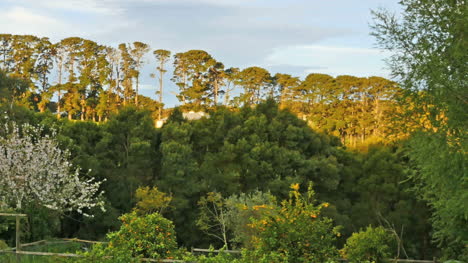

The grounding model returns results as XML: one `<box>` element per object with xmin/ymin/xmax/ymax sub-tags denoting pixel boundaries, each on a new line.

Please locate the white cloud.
<box><xmin>7</xmin><ymin>0</ymin><xmax>248</xmax><ymax>16</ymax></box>
<box><xmin>0</xmin><ymin>2</ymin><xmax>134</xmax><ymax>42</ymax></box>
<box><xmin>42</xmin><ymin>0</ymin><xmax>123</xmax><ymax>15</ymax></box>
<box><xmin>5</xmin><ymin>0</ymin><xmax>123</xmax><ymax>15</ymax></box>
<box><xmin>136</xmin><ymin>0</ymin><xmax>251</xmax><ymax>6</ymax></box>
<box><xmin>0</xmin><ymin>6</ymin><xmax>70</xmax><ymax>37</ymax></box>
<box><xmin>4</xmin><ymin>6</ymin><xmax>58</xmax><ymax>24</ymax></box>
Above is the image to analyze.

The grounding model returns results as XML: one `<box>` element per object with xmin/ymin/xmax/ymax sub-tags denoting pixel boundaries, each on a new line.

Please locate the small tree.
<box><xmin>76</xmin><ymin>212</ymin><xmax>178</xmax><ymax>262</ymax></box>
<box><xmin>197</xmin><ymin>192</ymin><xmax>230</xmax><ymax>249</ymax></box>
<box><xmin>341</xmin><ymin>226</ymin><xmax>393</xmax><ymax>263</ymax></box>
<box><xmin>0</xmin><ymin>122</ymin><xmax>104</xmax><ymax>216</ymax></box>
<box><xmin>225</xmin><ymin>190</ymin><xmax>276</xmax><ymax>248</ymax></box>
<box><xmin>107</xmin><ymin>212</ymin><xmax>178</xmax><ymax>259</ymax></box>
<box><xmin>134</xmin><ymin>186</ymin><xmax>172</xmax><ymax>215</ymax></box>
<box><xmin>245</xmin><ymin>183</ymin><xmax>339</xmax><ymax>263</ymax></box>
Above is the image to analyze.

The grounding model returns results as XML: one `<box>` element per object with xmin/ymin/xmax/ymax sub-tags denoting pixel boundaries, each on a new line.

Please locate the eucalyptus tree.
<box><xmin>99</xmin><ymin>46</ymin><xmax>122</xmax><ymax>120</ymax></box>
<box><xmin>208</xmin><ymin>61</ymin><xmax>225</xmax><ymax>106</ymax></box>
<box><xmin>334</xmin><ymin>75</ymin><xmax>363</xmax><ymax>145</ymax></box>
<box><xmin>153</xmin><ymin>49</ymin><xmax>171</xmax><ymax>120</ymax></box>
<box><xmin>61</xmin><ymin>37</ymin><xmax>84</xmax><ymax>119</ymax></box>
<box><xmin>0</xmin><ymin>71</ymin><xmax>29</xmax><ymax>108</ymax></box>
<box><xmin>172</xmin><ymin>50</ymin><xmax>216</xmax><ymax>108</ymax></box>
<box><xmin>273</xmin><ymin>73</ymin><xmax>300</xmax><ymax>108</ymax></box>
<box><xmin>130</xmin><ymin>42</ymin><xmax>150</xmax><ymax>106</ymax></box>
<box><xmin>118</xmin><ymin>43</ymin><xmax>136</xmax><ymax>105</ymax></box>
<box><xmin>51</xmin><ymin>42</ymin><xmax>68</xmax><ymax>118</ymax></box>
<box><xmin>0</xmin><ymin>34</ymin><xmax>13</xmax><ymax>72</ymax></box>
<box><xmin>223</xmin><ymin>67</ymin><xmax>239</xmax><ymax>106</ymax></box>
<box><xmin>10</xmin><ymin>35</ymin><xmax>42</xmax><ymax>96</ymax></box>
<box><xmin>236</xmin><ymin>66</ymin><xmax>272</xmax><ymax>105</ymax></box>
<box><xmin>35</xmin><ymin>37</ymin><xmax>54</xmax><ymax>112</ymax></box>
<box><xmin>296</xmin><ymin>73</ymin><xmax>336</xmax><ymax>131</ymax></box>
<box><xmin>79</xmin><ymin>40</ymin><xmax>109</xmax><ymax>121</ymax></box>
<box><xmin>172</xmin><ymin>52</ymin><xmax>189</xmax><ymax>104</ymax></box>
<box><xmin>365</xmin><ymin>76</ymin><xmax>399</xmax><ymax>138</ymax></box>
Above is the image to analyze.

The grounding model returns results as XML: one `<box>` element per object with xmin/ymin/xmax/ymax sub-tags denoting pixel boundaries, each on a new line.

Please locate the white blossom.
<box><xmin>0</xmin><ymin>122</ymin><xmax>105</xmax><ymax>216</ymax></box>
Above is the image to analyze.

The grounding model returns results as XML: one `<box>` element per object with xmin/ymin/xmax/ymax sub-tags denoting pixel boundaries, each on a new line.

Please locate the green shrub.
<box><xmin>0</xmin><ymin>239</ymin><xmax>8</xmax><ymax>250</ymax></box>
<box><xmin>184</xmin><ymin>251</ymin><xmax>241</xmax><ymax>263</ymax></box>
<box><xmin>107</xmin><ymin>212</ymin><xmax>178</xmax><ymax>259</ymax></box>
<box><xmin>341</xmin><ymin>226</ymin><xmax>392</xmax><ymax>263</ymax></box>
<box><xmin>78</xmin><ymin>212</ymin><xmax>178</xmax><ymax>261</ymax></box>
<box><xmin>74</xmin><ymin>242</ymin><xmax>139</xmax><ymax>263</ymax></box>
<box><xmin>244</xmin><ymin>183</ymin><xmax>340</xmax><ymax>263</ymax></box>
<box><xmin>225</xmin><ymin>190</ymin><xmax>277</xmax><ymax>249</ymax></box>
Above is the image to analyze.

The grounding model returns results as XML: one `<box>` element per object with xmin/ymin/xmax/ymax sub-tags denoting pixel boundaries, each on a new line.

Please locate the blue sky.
<box><xmin>1</xmin><ymin>0</ymin><xmax>401</xmax><ymax>106</ymax></box>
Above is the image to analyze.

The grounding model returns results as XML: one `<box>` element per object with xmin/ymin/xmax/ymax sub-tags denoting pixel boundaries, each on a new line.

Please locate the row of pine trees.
<box><xmin>0</xmin><ymin>34</ymin><xmax>402</xmax><ymax>146</ymax></box>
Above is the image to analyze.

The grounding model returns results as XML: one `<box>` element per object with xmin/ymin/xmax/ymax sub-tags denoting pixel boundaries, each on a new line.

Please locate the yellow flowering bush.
<box><xmin>105</xmin><ymin>211</ymin><xmax>178</xmax><ymax>259</ymax></box>
<box><xmin>134</xmin><ymin>186</ymin><xmax>172</xmax><ymax>215</ymax></box>
<box><xmin>84</xmin><ymin>212</ymin><xmax>177</xmax><ymax>262</ymax></box>
<box><xmin>225</xmin><ymin>190</ymin><xmax>277</xmax><ymax>249</ymax></box>
<box><xmin>341</xmin><ymin>226</ymin><xmax>393</xmax><ymax>263</ymax></box>
<box><xmin>245</xmin><ymin>183</ymin><xmax>340</xmax><ymax>263</ymax></box>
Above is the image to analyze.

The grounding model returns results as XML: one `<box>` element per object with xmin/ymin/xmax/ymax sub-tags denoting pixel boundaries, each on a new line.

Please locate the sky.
<box><xmin>1</xmin><ymin>0</ymin><xmax>401</xmax><ymax>106</ymax></box>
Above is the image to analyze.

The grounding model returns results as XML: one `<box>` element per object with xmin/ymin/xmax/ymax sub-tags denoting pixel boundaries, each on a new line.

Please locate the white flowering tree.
<box><xmin>0</xmin><ymin>122</ymin><xmax>105</xmax><ymax>216</ymax></box>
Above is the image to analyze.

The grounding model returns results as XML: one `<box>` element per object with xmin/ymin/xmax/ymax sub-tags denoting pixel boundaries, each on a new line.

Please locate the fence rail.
<box><xmin>0</xmin><ymin>249</ymin><xmax>187</xmax><ymax>262</ymax></box>
<box><xmin>390</xmin><ymin>260</ymin><xmax>437</xmax><ymax>263</ymax></box>
<box><xmin>191</xmin><ymin>247</ymin><xmax>241</xmax><ymax>254</ymax></box>
<box><xmin>0</xmin><ymin>239</ymin><xmax>438</xmax><ymax>263</ymax></box>
<box><xmin>189</xmin><ymin>248</ymin><xmax>438</xmax><ymax>263</ymax></box>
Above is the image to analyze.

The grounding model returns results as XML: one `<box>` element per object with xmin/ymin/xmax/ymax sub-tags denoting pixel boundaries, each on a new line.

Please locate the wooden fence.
<box><xmin>0</xmin><ymin>243</ymin><xmax>439</xmax><ymax>263</ymax></box>
<box><xmin>0</xmin><ymin>247</ymin><xmax>186</xmax><ymax>263</ymax></box>
<box><xmin>190</xmin><ymin>248</ymin><xmax>439</xmax><ymax>263</ymax></box>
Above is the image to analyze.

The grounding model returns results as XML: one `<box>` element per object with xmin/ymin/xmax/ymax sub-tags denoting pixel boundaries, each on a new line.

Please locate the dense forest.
<box><xmin>0</xmin><ymin>0</ymin><xmax>466</xmax><ymax>262</ymax></box>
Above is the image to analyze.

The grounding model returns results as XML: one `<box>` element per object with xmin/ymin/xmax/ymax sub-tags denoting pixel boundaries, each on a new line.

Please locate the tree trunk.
<box><xmin>182</xmin><ymin>72</ymin><xmax>187</xmax><ymax>105</ymax></box>
<box><xmin>57</xmin><ymin>90</ymin><xmax>61</xmax><ymax>119</ymax></box>
<box><xmin>81</xmin><ymin>94</ymin><xmax>85</xmax><ymax>121</ymax></box>
<box><xmin>135</xmin><ymin>76</ymin><xmax>139</xmax><ymax>106</ymax></box>
<box><xmin>159</xmin><ymin>62</ymin><xmax>164</xmax><ymax>120</ymax></box>
<box><xmin>57</xmin><ymin>62</ymin><xmax>63</xmax><ymax>119</ymax></box>
<box><xmin>224</xmin><ymin>83</ymin><xmax>231</xmax><ymax>106</ymax></box>
<box><xmin>214</xmin><ymin>79</ymin><xmax>218</xmax><ymax>106</ymax></box>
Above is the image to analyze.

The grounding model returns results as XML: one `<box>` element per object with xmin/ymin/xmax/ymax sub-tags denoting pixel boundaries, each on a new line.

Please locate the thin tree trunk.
<box><xmin>57</xmin><ymin>61</ymin><xmax>63</xmax><ymax>119</ymax></box>
<box><xmin>214</xmin><ymin>79</ymin><xmax>218</xmax><ymax>106</ymax></box>
<box><xmin>159</xmin><ymin>63</ymin><xmax>163</xmax><ymax>120</ymax></box>
<box><xmin>81</xmin><ymin>94</ymin><xmax>85</xmax><ymax>121</ymax></box>
<box><xmin>135</xmin><ymin>75</ymin><xmax>139</xmax><ymax>106</ymax></box>
<box><xmin>182</xmin><ymin>72</ymin><xmax>187</xmax><ymax>105</ymax></box>
<box><xmin>57</xmin><ymin>90</ymin><xmax>61</xmax><ymax>118</ymax></box>
<box><xmin>224</xmin><ymin>82</ymin><xmax>231</xmax><ymax>105</ymax></box>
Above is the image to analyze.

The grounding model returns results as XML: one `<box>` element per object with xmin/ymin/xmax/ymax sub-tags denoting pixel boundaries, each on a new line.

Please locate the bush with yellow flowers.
<box><xmin>106</xmin><ymin>211</ymin><xmax>178</xmax><ymax>259</ymax></box>
<box><xmin>76</xmin><ymin>211</ymin><xmax>180</xmax><ymax>261</ymax></box>
<box><xmin>244</xmin><ymin>183</ymin><xmax>340</xmax><ymax>263</ymax></box>
<box><xmin>340</xmin><ymin>226</ymin><xmax>393</xmax><ymax>263</ymax></box>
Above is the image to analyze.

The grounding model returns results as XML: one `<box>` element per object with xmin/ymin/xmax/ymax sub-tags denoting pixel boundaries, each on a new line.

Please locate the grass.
<box><xmin>0</xmin><ymin>240</ymin><xmax>88</xmax><ymax>263</ymax></box>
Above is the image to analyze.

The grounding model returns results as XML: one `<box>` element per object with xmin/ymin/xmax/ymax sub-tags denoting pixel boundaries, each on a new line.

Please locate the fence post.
<box><xmin>15</xmin><ymin>215</ymin><xmax>20</xmax><ymax>262</ymax></box>
<box><xmin>0</xmin><ymin>213</ymin><xmax>27</xmax><ymax>262</ymax></box>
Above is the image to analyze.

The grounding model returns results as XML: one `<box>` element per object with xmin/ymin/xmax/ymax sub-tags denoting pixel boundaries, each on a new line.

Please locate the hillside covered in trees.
<box><xmin>0</xmin><ymin>0</ymin><xmax>466</xmax><ymax>261</ymax></box>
